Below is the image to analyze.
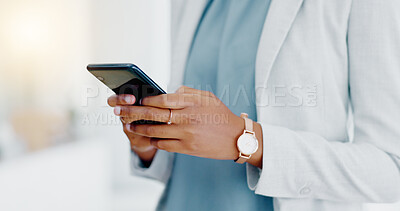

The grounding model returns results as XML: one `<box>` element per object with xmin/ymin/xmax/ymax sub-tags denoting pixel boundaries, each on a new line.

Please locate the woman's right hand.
<box><xmin>107</xmin><ymin>94</ymin><xmax>157</xmax><ymax>164</ymax></box>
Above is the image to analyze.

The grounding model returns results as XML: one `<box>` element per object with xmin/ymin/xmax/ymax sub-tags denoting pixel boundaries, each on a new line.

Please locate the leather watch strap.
<box><xmin>244</xmin><ymin>116</ymin><xmax>253</xmax><ymax>132</ymax></box>
<box><xmin>234</xmin><ymin>156</ymin><xmax>248</xmax><ymax>164</ymax></box>
<box><xmin>240</xmin><ymin>113</ymin><xmax>253</xmax><ymax>132</ymax></box>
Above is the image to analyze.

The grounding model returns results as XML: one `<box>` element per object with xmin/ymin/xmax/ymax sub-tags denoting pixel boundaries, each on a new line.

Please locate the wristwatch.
<box><xmin>234</xmin><ymin>113</ymin><xmax>259</xmax><ymax>164</ymax></box>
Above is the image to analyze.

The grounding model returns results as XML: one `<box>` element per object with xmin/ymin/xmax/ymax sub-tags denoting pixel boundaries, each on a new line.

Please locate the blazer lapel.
<box><xmin>169</xmin><ymin>0</ymin><xmax>208</xmax><ymax>91</ymax></box>
<box><xmin>255</xmin><ymin>0</ymin><xmax>304</xmax><ymax>89</ymax></box>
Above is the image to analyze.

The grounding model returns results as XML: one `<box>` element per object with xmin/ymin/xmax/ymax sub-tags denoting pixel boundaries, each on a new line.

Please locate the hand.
<box><xmin>113</xmin><ymin>86</ymin><xmax>263</xmax><ymax>167</ymax></box>
<box><xmin>107</xmin><ymin>94</ymin><xmax>157</xmax><ymax>163</ymax></box>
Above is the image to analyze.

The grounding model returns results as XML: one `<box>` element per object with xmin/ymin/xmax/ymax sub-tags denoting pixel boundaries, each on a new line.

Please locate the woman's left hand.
<box><xmin>114</xmin><ymin>86</ymin><xmax>263</xmax><ymax>167</ymax></box>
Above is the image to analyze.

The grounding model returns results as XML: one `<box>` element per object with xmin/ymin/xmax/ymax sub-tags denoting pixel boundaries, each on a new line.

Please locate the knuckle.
<box><xmin>161</xmin><ymin>94</ymin><xmax>169</xmax><ymax>106</ymax></box>
<box><xmin>145</xmin><ymin>126</ymin><xmax>155</xmax><ymax>136</ymax></box>
<box><xmin>177</xmin><ymin>86</ymin><xmax>185</xmax><ymax>92</ymax></box>
<box><xmin>143</xmin><ymin>108</ymin><xmax>153</xmax><ymax>119</ymax></box>
<box><xmin>131</xmin><ymin>108</ymin><xmax>140</xmax><ymax>118</ymax></box>
<box><xmin>209</xmin><ymin>91</ymin><xmax>216</xmax><ymax>97</ymax></box>
<box><xmin>184</xmin><ymin>127</ymin><xmax>196</xmax><ymax>138</ymax></box>
<box><xmin>192</xmin><ymin>96</ymin><xmax>202</xmax><ymax>105</ymax></box>
<box><xmin>202</xmin><ymin>91</ymin><xmax>213</xmax><ymax>98</ymax></box>
<box><xmin>186</xmin><ymin>141</ymin><xmax>198</xmax><ymax>152</ymax></box>
<box><xmin>182</xmin><ymin>95</ymin><xmax>193</xmax><ymax>106</ymax></box>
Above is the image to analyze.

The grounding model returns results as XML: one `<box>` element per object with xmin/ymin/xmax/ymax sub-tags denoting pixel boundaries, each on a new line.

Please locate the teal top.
<box><xmin>160</xmin><ymin>0</ymin><xmax>273</xmax><ymax>210</ymax></box>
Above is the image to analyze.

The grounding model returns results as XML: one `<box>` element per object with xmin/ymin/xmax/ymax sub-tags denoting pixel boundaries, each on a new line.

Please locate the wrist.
<box><xmin>233</xmin><ymin>114</ymin><xmax>263</xmax><ymax>168</ymax></box>
<box><xmin>246</xmin><ymin>122</ymin><xmax>263</xmax><ymax>168</ymax></box>
<box><xmin>230</xmin><ymin>115</ymin><xmax>246</xmax><ymax>159</ymax></box>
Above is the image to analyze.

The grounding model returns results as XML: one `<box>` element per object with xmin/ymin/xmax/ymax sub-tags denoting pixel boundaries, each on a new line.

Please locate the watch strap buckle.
<box><xmin>234</xmin><ymin>152</ymin><xmax>251</xmax><ymax>164</ymax></box>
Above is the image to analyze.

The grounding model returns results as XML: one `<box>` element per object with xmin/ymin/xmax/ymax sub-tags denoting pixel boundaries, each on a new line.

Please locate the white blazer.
<box><xmin>131</xmin><ymin>0</ymin><xmax>400</xmax><ymax>210</ymax></box>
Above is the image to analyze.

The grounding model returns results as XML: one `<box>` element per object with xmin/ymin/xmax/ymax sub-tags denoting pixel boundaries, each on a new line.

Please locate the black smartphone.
<box><xmin>87</xmin><ymin>63</ymin><xmax>166</xmax><ymax>124</ymax></box>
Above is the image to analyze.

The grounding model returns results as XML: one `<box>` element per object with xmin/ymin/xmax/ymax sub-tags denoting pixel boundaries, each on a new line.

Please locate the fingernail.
<box><xmin>125</xmin><ymin>96</ymin><xmax>134</xmax><ymax>104</ymax></box>
<box><xmin>114</xmin><ymin>106</ymin><xmax>121</xmax><ymax>115</ymax></box>
<box><xmin>126</xmin><ymin>123</ymin><xmax>133</xmax><ymax>132</ymax></box>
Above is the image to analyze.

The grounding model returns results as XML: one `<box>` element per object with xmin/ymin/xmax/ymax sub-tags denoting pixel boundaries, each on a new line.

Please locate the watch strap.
<box><xmin>234</xmin><ymin>156</ymin><xmax>247</xmax><ymax>164</ymax></box>
<box><xmin>240</xmin><ymin>113</ymin><xmax>253</xmax><ymax>132</ymax></box>
<box><xmin>245</xmin><ymin>116</ymin><xmax>253</xmax><ymax>132</ymax></box>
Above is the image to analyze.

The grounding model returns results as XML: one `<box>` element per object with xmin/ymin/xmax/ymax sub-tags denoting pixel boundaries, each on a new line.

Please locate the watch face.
<box><xmin>237</xmin><ymin>133</ymin><xmax>258</xmax><ymax>155</ymax></box>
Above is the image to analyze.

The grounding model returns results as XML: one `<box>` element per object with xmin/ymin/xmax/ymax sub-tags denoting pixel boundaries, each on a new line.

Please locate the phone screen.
<box><xmin>87</xmin><ymin>64</ymin><xmax>166</xmax><ymax>124</ymax></box>
<box><xmin>90</xmin><ymin>69</ymin><xmax>163</xmax><ymax>106</ymax></box>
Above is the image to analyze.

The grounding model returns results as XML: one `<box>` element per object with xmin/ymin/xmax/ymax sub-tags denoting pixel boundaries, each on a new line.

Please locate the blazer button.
<box><xmin>299</xmin><ymin>187</ymin><xmax>311</xmax><ymax>195</ymax></box>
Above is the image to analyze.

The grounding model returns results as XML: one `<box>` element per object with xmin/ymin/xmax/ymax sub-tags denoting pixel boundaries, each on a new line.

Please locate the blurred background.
<box><xmin>0</xmin><ymin>0</ymin><xmax>398</xmax><ymax>210</ymax></box>
<box><xmin>0</xmin><ymin>0</ymin><xmax>167</xmax><ymax>210</ymax></box>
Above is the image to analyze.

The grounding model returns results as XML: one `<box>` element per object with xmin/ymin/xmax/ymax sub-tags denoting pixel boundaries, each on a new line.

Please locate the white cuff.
<box><xmin>130</xmin><ymin>150</ymin><xmax>174</xmax><ymax>184</ymax></box>
<box><xmin>246</xmin><ymin>163</ymin><xmax>262</xmax><ymax>190</ymax></box>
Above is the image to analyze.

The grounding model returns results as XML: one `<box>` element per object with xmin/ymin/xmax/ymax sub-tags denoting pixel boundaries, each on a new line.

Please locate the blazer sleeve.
<box><xmin>130</xmin><ymin>150</ymin><xmax>175</xmax><ymax>184</ymax></box>
<box><xmin>247</xmin><ymin>0</ymin><xmax>400</xmax><ymax>203</ymax></box>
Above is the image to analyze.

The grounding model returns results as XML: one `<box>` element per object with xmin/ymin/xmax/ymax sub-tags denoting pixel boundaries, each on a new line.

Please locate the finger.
<box><xmin>120</xmin><ymin>117</ymin><xmax>137</xmax><ymax>124</ymax></box>
<box><xmin>120</xmin><ymin>117</ymin><xmax>126</xmax><ymax>124</ymax></box>
<box><xmin>121</xmin><ymin>116</ymin><xmax>143</xmax><ymax>124</ymax></box>
<box><xmin>129</xmin><ymin>124</ymin><xmax>183</xmax><ymax>139</ymax></box>
<box><xmin>108</xmin><ymin>94</ymin><xmax>136</xmax><ymax>107</ymax></box>
<box><xmin>121</xmin><ymin>109</ymin><xmax>186</xmax><ymax>124</ymax></box>
<box><xmin>115</xmin><ymin>105</ymin><xmax>171</xmax><ymax>122</ymax></box>
<box><xmin>150</xmin><ymin>139</ymin><xmax>183</xmax><ymax>153</ymax></box>
<box><xmin>117</xmin><ymin>106</ymin><xmax>188</xmax><ymax>124</ymax></box>
<box><xmin>176</xmin><ymin>86</ymin><xmax>215</xmax><ymax>97</ymax></box>
<box><xmin>141</xmin><ymin>93</ymin><xmax>198</xmax><ymax>109</ymax></box>
<box><xmin>122</xmin><ymin>124</ymin><xmax>153</xmax><ymax>149</ymax></box>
